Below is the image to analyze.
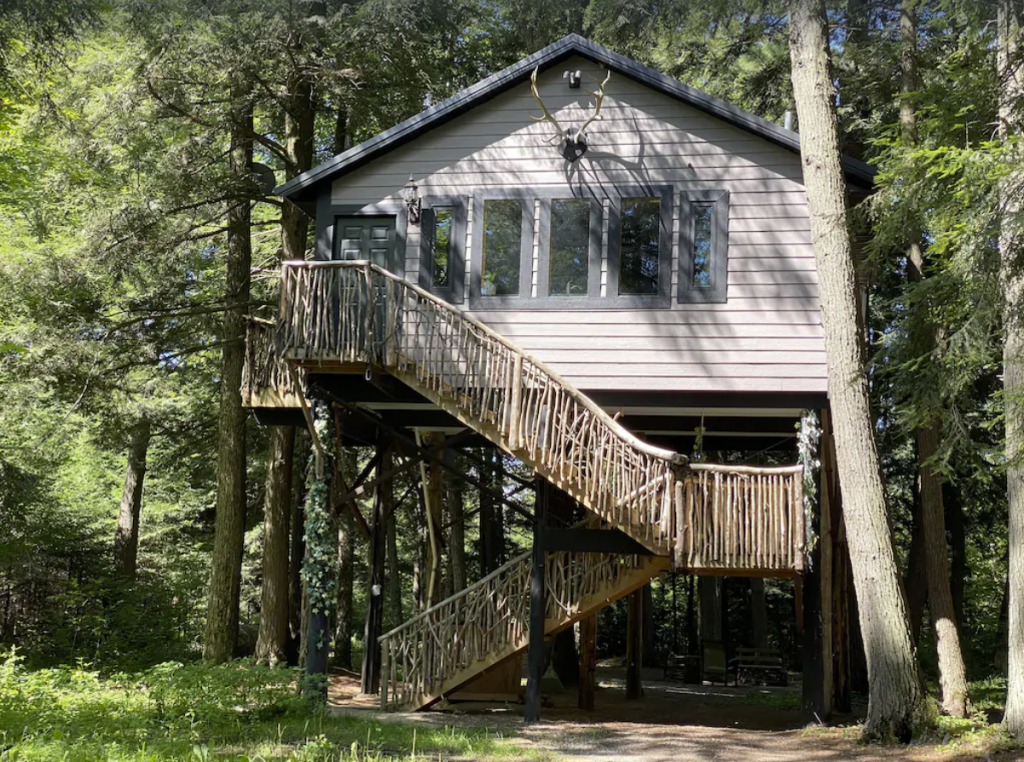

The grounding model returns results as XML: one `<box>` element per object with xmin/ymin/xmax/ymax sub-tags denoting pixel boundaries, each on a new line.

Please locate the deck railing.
<box><xmin>277</xmin><ymin>260</ymin><xmax>686</xmax><ymax>551</ymax></box>
<box><xmin>242</xmin><ymin>317</ymin><xmax>303</xmax><ymax>408</ymax></box>
<box><xmin>676</xmin><ymin>464</ymin><xmax>805</xmax><ymax>573</ymax></box>
<box><xmin>378</xmin><ymin>546</ymin><xmax>660</xmax><ymax>710</ymax></box>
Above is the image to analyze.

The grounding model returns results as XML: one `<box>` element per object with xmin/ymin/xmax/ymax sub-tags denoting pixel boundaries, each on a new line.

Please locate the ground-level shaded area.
<box><xmin>328</xmin><ymin>665</ymin><xmax>1024</xmax><ymax>761</ymax></box>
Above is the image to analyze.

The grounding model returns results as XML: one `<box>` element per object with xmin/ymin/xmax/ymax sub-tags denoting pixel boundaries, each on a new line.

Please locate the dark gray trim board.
<box><xmin>419</xmin><ymin>195</ymin><xmax>467</xmax><ymax>304</ymax></box>
<box><xmin>277</xmin><ymin>34</ymin><xmax>875</xmax><ymax>209</ymax></box>
<box><xmin>678</xmin><ymin>190</ymin><xmax>729</xmax><ymax>304</ymax></box>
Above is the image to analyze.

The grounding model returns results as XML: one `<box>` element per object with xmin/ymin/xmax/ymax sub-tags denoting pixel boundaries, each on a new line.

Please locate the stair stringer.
<box><xmin>381</xmin><ymin>552</ymin><xmax>670</xmax><ymax>712</ymax></box>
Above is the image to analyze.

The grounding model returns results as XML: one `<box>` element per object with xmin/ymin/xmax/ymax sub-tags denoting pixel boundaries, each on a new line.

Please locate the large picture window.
<box><xmin>419</xmin><ymin>196</ymin><xmax>466</xmax><ymax>303</ymax></box>
<box><xmin>678</xmin><ymin>190</ymin><xmax>729</xmax><ymax>303</ymax></box>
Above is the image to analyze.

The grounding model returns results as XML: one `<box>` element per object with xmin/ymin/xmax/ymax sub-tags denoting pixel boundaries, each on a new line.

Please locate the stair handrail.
<box><xmin>378</xmin><ymin>549</ymin><xmax>531</xmax><ymax>643</ymax></box>
<box><xmin>279</xmin><ymin>260</ymin><xmax>687</xmax><ymax>468</ymax></box>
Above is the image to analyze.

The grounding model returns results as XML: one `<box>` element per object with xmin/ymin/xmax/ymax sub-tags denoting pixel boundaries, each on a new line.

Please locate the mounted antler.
<box><xmin>530</xmin><ymin>67</ymin><xmax>567</xmax><ymax>145</ymax></box>
<box><xmin>574</xmin><ymin>70</ymin><xmax>611</xmax><ymax>143</ymax></box>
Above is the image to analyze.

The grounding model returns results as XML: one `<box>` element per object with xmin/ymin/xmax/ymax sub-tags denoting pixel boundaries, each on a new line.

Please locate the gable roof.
<box><xmin>277</xmin><ymin>34</ymin><xmax>876</xmax><ymax>206</ymax></box>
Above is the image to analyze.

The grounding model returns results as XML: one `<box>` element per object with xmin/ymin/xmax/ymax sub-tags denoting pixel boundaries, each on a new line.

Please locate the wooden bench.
<box><xmin>664</xmin><ymin>653</ymin><xmax>701</xmax><ymax>683</ymax></box>
<box><xmin>702</xmin><ymin>640</ymin><xmax>731</xmax><ymax>685</ymax></box>
<box><xmin>731</xmin><ymin>647</ymin><xmax>787</xmax><ymax>686</ymax></box>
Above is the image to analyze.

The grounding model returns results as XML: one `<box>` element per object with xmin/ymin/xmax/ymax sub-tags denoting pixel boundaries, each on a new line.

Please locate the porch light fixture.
<box><xmin>403</xmin><ymin>176</ymin><xmax>422</xmax><ymax>224</ymax></box>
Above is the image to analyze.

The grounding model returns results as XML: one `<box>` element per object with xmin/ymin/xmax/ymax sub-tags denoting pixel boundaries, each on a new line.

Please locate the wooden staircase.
<box><xmin>256</xmin><ymin>260</ymin><xmax>807</xmax><ymax>709</ymax></box>
<box><xmin>378</xmin><ymin>544</ymin><xmax>669</xmax><ymax>710</ymax></box>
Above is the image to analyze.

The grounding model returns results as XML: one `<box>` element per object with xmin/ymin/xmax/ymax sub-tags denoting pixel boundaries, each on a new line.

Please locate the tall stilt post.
<box><xmin>579</xmin><ymin>613</ymin><xmax>597</xmax><ymax>710</ymax></box>
<box><xmin>361</xmin><ymin>437</ymin><xmax>391</xmax><ymax>695</ymax></box>
<box><xmin>525</xmin><ymin>477</ymin><xmax>548</xmax><ymax>722</ymax></box>
<box><xmin>626</xmin><ymin>588</ymin><xmax>644</xmax><ymax>699</ymax></box>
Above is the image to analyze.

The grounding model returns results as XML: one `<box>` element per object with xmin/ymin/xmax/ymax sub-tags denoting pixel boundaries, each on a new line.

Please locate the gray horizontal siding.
<box><xmin>329</xmin><ymin>56</ymin><xmax>825</xmax><ymax>395</ymax></box>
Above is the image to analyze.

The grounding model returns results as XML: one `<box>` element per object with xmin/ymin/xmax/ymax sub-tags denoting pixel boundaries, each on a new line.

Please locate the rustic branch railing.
<box><xmin>675</xmin><ymin>464</ymin><xmax>805</xmax><ymax>573</ymax></box>
<box><xmin>242</xmin><ymin>317</ymin><xmax>303</xmax><ymax>408</ymax></box>
<box><xmin>378</xmin><ymin>546</ymin><xmax>663</xmax><ymax>711</ymax></box>
<box><xmin>278</xmin><ymin>260</ymin><xmax>686</xmax><ymax>551</ymax></box>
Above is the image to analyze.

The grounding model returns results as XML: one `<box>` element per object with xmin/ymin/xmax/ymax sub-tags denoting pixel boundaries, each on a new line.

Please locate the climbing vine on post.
<box><xmin>300</xmin><ymin>400</ymin><xmax>336</xmax><ymax>700</ymax></box>
<box><xmin>798</xmin><ymin>409</ymin><xmax>821</xmax><ymax>554</ymax></box>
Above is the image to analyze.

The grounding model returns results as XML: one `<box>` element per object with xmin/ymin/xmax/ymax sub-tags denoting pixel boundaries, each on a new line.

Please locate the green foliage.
<box><xmin>0</xmin><ymin>652</ymin><xmax>534</xmax><ymax>761</ymax></box>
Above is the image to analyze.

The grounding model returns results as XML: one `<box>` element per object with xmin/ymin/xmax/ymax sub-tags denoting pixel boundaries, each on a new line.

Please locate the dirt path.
<box><xmin>328</xmin><ymin>669</ymin><xmax>1024</xmax><ymax>761</ymax></box>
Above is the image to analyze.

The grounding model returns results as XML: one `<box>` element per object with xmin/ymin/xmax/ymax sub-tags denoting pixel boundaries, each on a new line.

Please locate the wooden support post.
<box><xmin>824</xmin><ymin>408</ymin><xmax>850</xmax><ymax>713</ymax></box>
<box><xmin>579</xmin><ymin>613</ymin><xmax>597</xmax><ymax>710</ymax></box>
<box><xmin>361</xmin><ymin>438</ymin><xmax>390</xmax><ymax>696</ymax></box>
<box><xmin>524</xmin><ymin>478</ymin><xmax>548</xmax><ymax>723</ymax></box>
<box><xmin>421</xmin><ymin>431</ymin><xmax>445</xmax><ymax>608</ymax></box>
<box><xmin>626</xmin><ymin>588</ymin><xmax>644</xmax><ymax>700</ymax></box>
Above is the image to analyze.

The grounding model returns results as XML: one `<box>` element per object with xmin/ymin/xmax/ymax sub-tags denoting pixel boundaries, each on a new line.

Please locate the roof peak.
<box><xmin>276</xmin><ymin>35</ymin><xmax>874</xmax><ymax>205</ymax></box>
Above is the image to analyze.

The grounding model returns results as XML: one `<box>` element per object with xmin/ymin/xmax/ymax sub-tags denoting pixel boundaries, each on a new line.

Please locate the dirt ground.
<box><xmin>328</xmin><ymin>667</ymin><xmax>1024</xmax><ymax>761</ymax></box>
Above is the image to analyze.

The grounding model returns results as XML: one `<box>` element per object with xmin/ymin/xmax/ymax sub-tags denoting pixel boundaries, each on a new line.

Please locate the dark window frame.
<box><xmin>418</xmin><ymin>195</ymin><xmax>467</xmax><ymax>304</ymax></box>
<box><xmin>606</xmin><ymin>185</ymin><xmax>674</xmax><ymax>308</ymax></box>
<box><xmin>469</xmin><ymin>189</ymin><xmax>535</xmax><ymax>310</ymax></box>
<box><xmin>678</xmin><ymin>189</ymin><xmax>729</xmax><ymax>304</ymax></box>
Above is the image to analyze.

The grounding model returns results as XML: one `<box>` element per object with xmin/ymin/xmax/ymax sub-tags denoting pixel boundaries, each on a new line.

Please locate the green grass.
<box><xmin>0</xmin><ymin>650</ymin><xmax>540</xmax><ymax>762</ymax></box>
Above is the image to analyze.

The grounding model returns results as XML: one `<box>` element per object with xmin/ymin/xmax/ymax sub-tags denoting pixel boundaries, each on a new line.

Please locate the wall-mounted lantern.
<box><xmin>403</xmin><ymin>176</ymin><xmax>422</xmax><ymax>224</ymax></box>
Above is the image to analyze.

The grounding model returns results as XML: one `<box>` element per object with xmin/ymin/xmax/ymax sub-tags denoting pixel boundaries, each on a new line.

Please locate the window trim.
<box><xmin>469</xmin><ymin>189</ymin><xmax>535</xmax><ymax>310</ymax></box>
<box><xmin>606</xmin><ymin>185</ymin><xmax>674</xmax><ymax>308</ymax></box>
<box><xmin>678</xmin><ymin>189</ymin><xmax>729</xmax><ymax>304</ymax></box>
<box><xmin>418</xmin><ymin>195</ymin><xmax>467</xmax><ymax>304</ymax></box>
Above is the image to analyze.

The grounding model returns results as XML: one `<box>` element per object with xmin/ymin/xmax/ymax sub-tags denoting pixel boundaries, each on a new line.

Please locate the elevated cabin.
<box><xmin>250</xmin><ymin>35</ymin><xmax>870</xmax><ymax>721</ymax></box>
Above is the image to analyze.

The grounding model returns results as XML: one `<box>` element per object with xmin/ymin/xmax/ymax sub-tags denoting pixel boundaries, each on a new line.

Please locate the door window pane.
<box><xmin>481</xmin><ymin>199</ymin><xmax>523</xmax><ymax>296</ymax></box>
<box><xmin>432</xmin><ymin>208</ymin><xmax>453</xmax><ymax>288</ymax></box>
<box><xmin>548</xmin><ymin>199</ymin><xmax>590</xmax><ymax>296</ymax></box>
<box><xmin>619</xmin><ymin>197</ymin><xmax>661</xmax><ymax>295</ymax></box>
<box><xmin>693</xmin><ymin>205</ymin><xmax>713</xmax><ymax>288</ymax></box>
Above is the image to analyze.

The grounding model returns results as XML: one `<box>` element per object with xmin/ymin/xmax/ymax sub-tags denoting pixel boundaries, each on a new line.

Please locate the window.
<box><xmin>482</xmin><ymin>199</ymin><xmax>525</xmax><ymax>296</ymax></box>
<box><xmin>469</xmin><ymin>192</ymin><xmax>533</xmax><ymax>308</ymax></box>
<box><xmin>418</xmin><ymin>196</ymin><xmax>466</xmax><ymax>303</ymax></box>
<box><xmin>692</xmin><ymin>205</ymin><xmax>713</xmax><ymax>288</ymax></box>
<box><xmin>547</xmin><ymin>199</ymin><xmax>590</xmax><ymax>297</ymax></box>
<box><xmin>679</xmin><ymin>190</ymin><xmax>729</xmax><ymax>303</ymax></box>
<box><xmin>607</xmin><ymin>186</ymin><xmax>673</xmax><ymax>306</ymax></box>
<box><xmin>618</xmin><ymin>197</ymin><xmax>662</xmax><ymax>295</ymax></box>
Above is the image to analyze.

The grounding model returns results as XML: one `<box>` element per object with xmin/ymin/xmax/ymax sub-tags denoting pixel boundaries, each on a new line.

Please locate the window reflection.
<box><xmin>619</xmin><ymin>197</ymin><xmax>660</xmax><ymax>295</ymax></box>
<box><xmin>549</xmin><ymin>199</ymin><xmax>590</xmax><ymax>296</ymax></box>
<box><xmin>432</xmin><ymin>208</ymin><xmax>453</xmax><ymax>288</ymax></box>
<box><xmin>482</xmin><ymin>200</ymin><xmax>523</xmax><ymax>296</ymax></box>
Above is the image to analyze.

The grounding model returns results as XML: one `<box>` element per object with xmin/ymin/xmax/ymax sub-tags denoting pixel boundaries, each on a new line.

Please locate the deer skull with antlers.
<box><xmin>529</xmin><ymin>66</ymin><xmax>611</xmax><ymax>162</ymax></box>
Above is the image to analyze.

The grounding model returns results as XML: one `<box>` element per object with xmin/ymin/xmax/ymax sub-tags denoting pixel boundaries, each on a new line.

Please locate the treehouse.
<box><xmin>245</xmin><ymin>35</ymin><xmax>870</xmax><ymax>721</ymax></box>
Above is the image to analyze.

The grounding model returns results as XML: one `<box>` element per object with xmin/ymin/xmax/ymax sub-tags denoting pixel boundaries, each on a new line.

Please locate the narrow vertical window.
<box><xmin>618</xmin><ymin>197</ymin><xmax>661</xmax><ymax>295</ymax></box>
<box><xmin>481</xmin><ymin>199</ymin><xmax>523</xmax><ymax>296</ymax></box>
<box><xmin>692</xmin><ymin>204</ymin><xmax>714</xmax><ymax>288</ymax></box>
<box><xmin>548</xmin><ymin>198</ymin><xmax>590</xmax><ymax>296</ymax></box>
<box><xmin>432</xmin><ymin>207</ymin><xmax>453</xmax><ymax>288</ymax></box>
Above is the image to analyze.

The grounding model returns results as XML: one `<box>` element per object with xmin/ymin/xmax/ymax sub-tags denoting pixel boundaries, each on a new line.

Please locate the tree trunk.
<box><xmin>579</xmin><ymin>613</ymin><xmax>597</xmax><ymax>709</ymax></box>
<box><xmin>386</xmin><ymin>500</ymin><xmax>402</xmax><ymax>629</ymax></box>
<box><xmin>685</xmin><ymin>575</ymin><xmax>698</xmax><ymax>654</ymax></box>
<box><xmin>255</xmin><ymin>425</ymin><xmax>295</xmax><ymax>665</ymax></box>
<box><xmin>447</xmin><ymin>473</ymin><xmax>466</xmax><ymax>593</ymax></box>
<box><xmin>899</xmin><ymin>0</ymin><xmax>970</xmax><ymax>716</ymax></box>
<box><xmin>334</xmin><ymin>500</ymin><xmax>355</xmax><ymax>669</ymax></box>
<box><xmin>944</xmin><ymin>481</ymin><xmax>967</xmax><ymax>628</ymax></box>
<box><xmin>423</xmin><ymin>433</ymin><xmax>444</xmax><ymax>608</ymax></box>
<box><xmin>259</xmin><ymin>31</ymin><xmax>316</xmax><ymax>665</ymax></box>
<box><xmin>552</xmin><ymin>628</ymin><xmax>580</xmax><ymax>688</ymax></box>
<box><xmin>480</xmin><ymin>449</ymin><xmax>500</xmax><ymax>575</ymax></box>
<box><xmin>699</xmin><ymin>576</ymin><xmax>722</xmax><ymax>642</ymax></box>
<box><xmin>287</xmin><ymin>430</ymin><xmax>310</xmax><ymax>665</ymax></box>
<box><xmin>361</xmin><ymin>442</ymin><xmax>390</xmax><ymax>695</ymax></box>
<box><xmin>998</xmin><ymin>0</ymin><xmax>1024</xmax><ymax>737</ymax></box>
<box><xmin>114</xmin><ymin>416</ymin><xmax>152</xmax><ymax>580</ymax></box>
<box><xmin>642</xmin><ymin>582</ymin><xmax>655</xmax><ymax>665</ymax></box>
<box><xmin>626</xmin><ymin>588</ymin><xmax>643</xmax><ymax>699</ymax></box>
<box><xmin>204</xmin><ymin>86</ymin><xmax>254</xmax><ymax>664</ymax></box>
<box><xmin>904</xmin><ymin>486</ymin><xmax>927</xmax><ymax>646</ymax></box>
<box><xmin>750</xmin><ymin>578</ymin><xmax>769</xmax><ymax>649</ymax></box>
<box><xmin>788</xmin><ymin>0</ymin><xmax>924</xmax><ymax>738</ymax></box>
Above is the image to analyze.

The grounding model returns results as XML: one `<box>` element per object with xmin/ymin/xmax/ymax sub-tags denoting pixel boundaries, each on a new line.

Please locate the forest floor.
<box><xmin>328</xmin><ymin>666</ymin><xmax>1024</xmax><ymax>761</ymax></box>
